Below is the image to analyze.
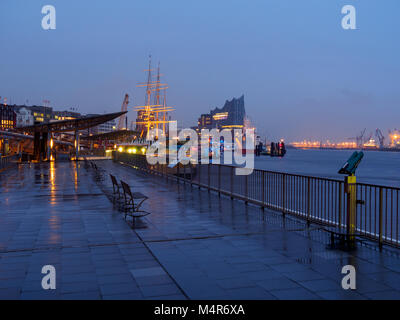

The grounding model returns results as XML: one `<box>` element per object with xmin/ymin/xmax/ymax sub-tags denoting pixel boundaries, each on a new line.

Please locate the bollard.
<box><xmin>345</xmin><ymin>174</ymin><xmax>357</xmax><ymax>245</ymax></box>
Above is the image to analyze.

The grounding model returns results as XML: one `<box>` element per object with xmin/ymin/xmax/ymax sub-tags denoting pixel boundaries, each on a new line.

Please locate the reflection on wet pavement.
<box><xmin>0</xmin><ymin>160</ymin><xmax>399</xmax><ymax>300</ymax></box>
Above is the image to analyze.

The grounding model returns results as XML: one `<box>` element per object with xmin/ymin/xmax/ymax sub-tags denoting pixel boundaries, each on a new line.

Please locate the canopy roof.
<box><xmin>16</xmin><ymin>112</ymin><xmax>127</xmax><ymax>133</ymax></box>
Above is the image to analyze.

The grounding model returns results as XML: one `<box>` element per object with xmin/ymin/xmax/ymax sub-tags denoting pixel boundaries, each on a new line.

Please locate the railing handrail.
<box><xmin>179</xmin><ymin>162</ymin><xmax>400</xmax><ymax>191</ymax></box>
<box><xmin>1</xmin><ymin>154</ymin><xmax>19</xmax><ymax>159</ymax></box>
<box><xmin>0</xmin><ymin>153</ymin><xmax>20</xmax><ymax>170</ymax></box>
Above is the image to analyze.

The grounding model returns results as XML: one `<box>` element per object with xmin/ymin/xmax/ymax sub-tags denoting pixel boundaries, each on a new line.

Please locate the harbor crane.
<box><xmin>375</xmin><ymin>129</ymin><xmax>385</xmax><ymax>148</ymax></box>
<box><xmin>348</xmin><ymin>128</ymin><xmax>366</xmax><ymax>148</ymax></box>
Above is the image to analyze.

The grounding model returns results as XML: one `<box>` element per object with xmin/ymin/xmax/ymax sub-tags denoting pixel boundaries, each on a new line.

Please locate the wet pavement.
<box><xmin>0</xmin><ymin>160</ymin><xmax>400</xmax><ymax>300</ymax></box>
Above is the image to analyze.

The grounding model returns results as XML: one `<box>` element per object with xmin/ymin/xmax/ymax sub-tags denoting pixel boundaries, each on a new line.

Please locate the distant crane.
<box><xmin>348</xmin><ymin>128</ymin><xmax>366</xmax><ymax>148</ymax></box>
<box><xmin>364</xmin><ymin>131</ymin><xmax>373</xmax><ymax>143</ymax></box>
<box><xmin>117</xmin><ymin>94</ymin><xmax>129</xmax><ymax>130</ymax></box>
<box><xmin>375</xmin><ymin>129</ymin><xmax>385</xmax><ymax>148</ymax></box>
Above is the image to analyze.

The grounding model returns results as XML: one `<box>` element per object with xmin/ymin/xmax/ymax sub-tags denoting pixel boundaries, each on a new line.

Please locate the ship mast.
<box><xmin>135</xmin><ymin>57</ymin><xmax>174</xmax><ymax>141</ymax></box>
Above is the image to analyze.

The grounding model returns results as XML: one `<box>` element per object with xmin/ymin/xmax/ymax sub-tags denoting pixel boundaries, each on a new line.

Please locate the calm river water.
<box><xmin>254</xmin><ymin>149</ymin><xmax>400</xmax><ymax>188</ymax></box>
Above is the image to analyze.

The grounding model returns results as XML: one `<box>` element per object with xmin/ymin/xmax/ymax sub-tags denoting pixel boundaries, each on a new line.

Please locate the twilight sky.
<box><xmin>0</xmin><ymin>0</ymin><xmax>399</xmax><ymax>141</ymax></box>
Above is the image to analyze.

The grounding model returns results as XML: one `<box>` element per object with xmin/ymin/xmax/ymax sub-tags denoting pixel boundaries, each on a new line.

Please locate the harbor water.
<box><xmin>255</xmin><ymin>149</ymin><xmax>400</xmax><ymax>188</ymax></box>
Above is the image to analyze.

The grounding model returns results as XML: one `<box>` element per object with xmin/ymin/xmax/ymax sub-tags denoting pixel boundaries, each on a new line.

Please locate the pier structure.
<box><xmin>11</xmin><ymin>111</ymin><xmax>127</xmax><ymax>161</ymax></box>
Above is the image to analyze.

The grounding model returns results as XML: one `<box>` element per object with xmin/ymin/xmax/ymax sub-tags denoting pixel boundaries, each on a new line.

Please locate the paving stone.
<box><xmin>270</xmin><ymin>288</ymin><xmax>321</xmax><ymax>300</ymax></box>
<box><xmin>363</xmin><ymin>290</ymin><xmax>400</xmax><ymax>300</ymax></box>
<box><xmin>258</xmin><ymin>277</ymin><xmax>300</xmax><ymax>291</ymax></box>
<box><xmin>216</xmin><ymin>277</ymin><xmax>256</xmax><ymax>290</ymax></box>
<box><xmin>130</xmin><ymin>267</ymin><xmax>166</xmax><ymax>278</ymax></box>
<box><xmin>100</xmin><ymin>283</ymin><xmax>141</xmax><ymax>296</ymax></box>
<box><xmin>299</xmin><ymin>279</ymin><xmax>342</xmax><ymax>292</ymax></box>
<box><xmin>283</xmin><ymin>270</ymin><xmax>326</xmax><ymax>282</ymax></box>
<box><xmin>134</xmin><ymin>274</ymin><xmax>174</xmax><ymax>287</ymax></box>
<box><xmin>227</xmin><ymin>286</ymin><xmax>276</xmax><ymax>300</ymax></box>
<box><xmin>61</xmin><ymin>291</ymin><xmax>101</xmax><ymax>300</ymax></box>
<box><xmin>139</xmin><ymin>284</ymin><xmax>182</xmax><ymax>297</ymax></box>
<box><xmin>316</xmin><ymin>289</ymin><xmax>367</xmax><ymax>300</ymax></box>
<box><xmin>102</xmin><ymin>292</ymin><xmax>144</xmax><ymax>300</ymax></box>
<box><xmin>0</xmin><ymin>287</ymin><xmax>20</xmax><ymax>299</ymax></box>
<box><xmin>61</xmin><ymin>281</ymin><xmax>99</xmax><ymax>294</ymax></box>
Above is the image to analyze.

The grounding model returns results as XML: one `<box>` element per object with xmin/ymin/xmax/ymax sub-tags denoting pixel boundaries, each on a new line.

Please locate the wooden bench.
<box><xmin>120</xmin><ymin>180</ymin><xmax>150</xmax><ymax>220</ymax></box>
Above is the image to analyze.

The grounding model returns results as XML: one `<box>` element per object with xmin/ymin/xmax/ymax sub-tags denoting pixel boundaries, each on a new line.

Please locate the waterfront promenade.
<box><xmin>0</xmin><ymin>160</ymin><xmax>400</xmax><ymax>299</ymax></box>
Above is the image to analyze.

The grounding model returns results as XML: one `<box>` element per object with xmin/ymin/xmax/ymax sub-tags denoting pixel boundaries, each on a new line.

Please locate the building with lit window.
<box><xmin>29</xmin><ymin>106</ymin><xmax>53</xmax><ymax>123</ymax></box>
<box><xmin>0</xmin><ymin>104</ymin><xmax>16</xmax><ymax>130</ymax></box>
<box><xmin>196</xmin><ymin>95</ymin><xmax>246</xmax><ymax>132</ymax></box>
<box><xmin>52</xmin><ymin>110</ymin><xmax>81</xmax><ymax>121</ymax></box>
<box><xmin>86</xmin><ymin>114</ymin><xmax>117</xmax><ymax>135</ymax></box>
<box><xmin>12</xmin><ymin>105</ymin><xmax>82</xmax><ymax>127</ymax></box>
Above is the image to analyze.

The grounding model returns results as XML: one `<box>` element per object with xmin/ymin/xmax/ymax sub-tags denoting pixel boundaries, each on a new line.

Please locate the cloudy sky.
<box><xmin>1</xmin><ymin>0</ymin><xmax>399</xmax><ymax>141</ymax></box>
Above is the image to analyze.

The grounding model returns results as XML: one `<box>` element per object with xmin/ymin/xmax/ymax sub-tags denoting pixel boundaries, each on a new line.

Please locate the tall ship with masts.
<box><xmin>134</xmin><ymin>56</ymin><xmax>175</xmax><ymax>142</ymax></box>
<box><xmin>114</xmin><ymin>57</ymin><xmax>176</xmax><ymax>155</ymax></box>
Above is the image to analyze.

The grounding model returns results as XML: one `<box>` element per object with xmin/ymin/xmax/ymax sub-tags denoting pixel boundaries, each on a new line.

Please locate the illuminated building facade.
<box><xmin>52</xmin><ymin>110</ymin><xmax>81</xmax><ymax>121</ymax></box>
<box><xmin>198</xmin><ymin>114</ymin><xmax>212</xmax><ymax>129</ymax></box>
<box><xmin>197</xmin><ymin>95</ymin><xmax>246</xmax><ymax>131</ymax></box>
<box><xmin>0</xmin><ymin>104</ymin><xmax>16</xmax><ymax>130</ymax></box>
<box><xmin>27</xmin><ymin>106</ymin><xmax>53</xmax><ymax>123</ymax></box>
<box><xmin>97</xmin><ymin>119</ymin><xmax>117</xmax><ymax>134</ymax></box>
<box><xmin>87</xmin><ymin>114</ymin><xmax>117</xmax><ymax>135</ymax></box>
<box><xmin>12</xmin><ymin>105</ymin><xmax>82</xmax><ymax>127</ymax></box>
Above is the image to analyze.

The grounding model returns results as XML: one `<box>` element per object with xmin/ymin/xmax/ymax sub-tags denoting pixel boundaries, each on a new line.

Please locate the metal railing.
<box><xmin>0</xmin><ymin>154</ymin><xmax>20</xmax><ymax>171</ymax></box>
<box><xmin>79</xmin><ymin>149</ymin><xmax>107</xmax><ymax>157</ymax></box>
<box><xmin>113</xmin><ymin>152</ymin><xmax>400</xmax><ymax>248</ymax></box>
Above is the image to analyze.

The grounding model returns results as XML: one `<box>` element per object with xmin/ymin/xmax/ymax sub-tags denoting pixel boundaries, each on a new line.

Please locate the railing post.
<box><xmin>245</xmin><ymin>174</ymin><xmax>248</xmax><ymax>204</ymax></box>
<box><xmin>307</xmin><ymin>177</ymin><xmax>311</xmax><ymax>225</ymax></box>
<box><xmin>198</xmin><ymin>162</ymin><xmax>201</xmax><ymax>189</ymax></box>
<box><xmin>190</xmin><ymin>163</ymin><xmax>193</xmax><ymax>186</ymax></box>
<box><xmin>338</xmin><ymin>183</ymin><xmax>342</xmax><ymax>229</ymax></box>
<box><xmin>282</xmin><ymin>173</ymin><xmax>286</xmax><ymax>215</ymax></box>
<box><xmin>379</xmin><ymin>187</ymin><xmax>383</xmax><ymax>249</ymax></box>
<box><xmin>208</xmin><ymin>163</ymin><xmax>210</xmax><ymax>192</ymax></box>
<box><xmin>218</xmin><ymin>165</ymin><xmax>221</xmax><ymax>197</ymax></box>
<box><xmin>262</xmin><ymin>171</ymin><xmax>266</xmax><ymax>210</ymax></box>
<box><xmin>230</xmin><ymin>166</ymin><xmax>234</xmax><ymax>199</ymax></box>
<box><xmin>345</xmin><ymin>175</ymin><xmax>357</xmax><ymax>246</ymax></box>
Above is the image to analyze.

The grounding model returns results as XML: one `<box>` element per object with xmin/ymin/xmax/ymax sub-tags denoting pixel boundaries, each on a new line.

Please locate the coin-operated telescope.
<box><xmin>338</xmin><ymin>151</ymin><xmax>364</xmax><ymax>175</ymax></box>
<box><xmin>338</xmin><ymin>151</ymin><xmax>364</xmax><ymax>247</ymax></box>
